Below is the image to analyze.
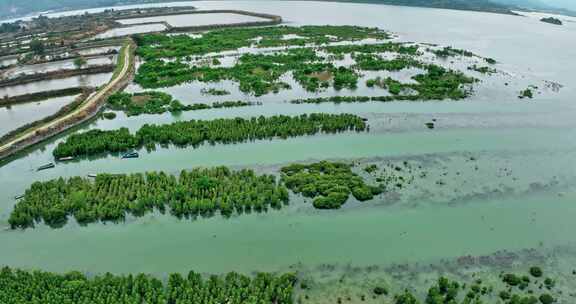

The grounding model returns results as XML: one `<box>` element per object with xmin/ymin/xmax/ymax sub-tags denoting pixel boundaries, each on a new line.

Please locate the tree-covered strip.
<box><xmin>8</xmin><ymin>167</ymin><xmax>289</xmax><ymax>229</ymax></box>
<box><xmin>281</xmin><ymin>161</ymin><xmax>383</xmax><ymax>209</ymax></box>
<box><xmin>0</xmin><ymin>266</ymin><xmax>560</xmax><ymax>304</ymax></box>
<box><xmin>52</xmin><ymin>113</ymin><xmax>367</xmax><ymax>158</ymax></box>
<box><xmin>322</xmin><ymin>42</ymin><xmax>420</xmax><ymax>56</ymax></box>
<box><xmin>0</xmin><ymin>266</ymin><xmax>296</xmax><ymax>304</ymax></box>
<box><xmin>134</xmin><ymin>25</ymin><xmax>390</xmax><ymax>60</ymax></box>
<box><xmin>107</xmin><ymin>91</ymin><xmax>253</xmax><ymax>116</ymax></box>
<box><xmin>353</xmin><ymin>54</ymin><xmax>422</xmax><ymax>71</ymax></box>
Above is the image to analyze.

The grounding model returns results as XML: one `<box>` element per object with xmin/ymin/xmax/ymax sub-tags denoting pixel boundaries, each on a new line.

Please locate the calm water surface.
<box><xmin>0</xmin><ymin>95</ymin><xmax>78</xmax><ymax>136</ymax></box>
<box><xmin>117</xmin><ymin>12</ymin><xmax>267</xmax><ymax>27</ymax></box>
<box><xmin>1</xmin><ymin>0</ymin><xmax>575</xmax><ymax>285</ymax></box>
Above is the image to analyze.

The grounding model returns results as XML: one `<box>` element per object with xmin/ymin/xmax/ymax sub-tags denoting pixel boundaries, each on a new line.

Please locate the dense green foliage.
<box><xmin>108</xmin><ymin>91</ymin><xmax>176</xmax><ymax>116</ymax></box>
<box><xmin>354</xmin><ymin>54</ymin><xmax>422</xmax><ymax>71</ymax></box>
<box><xmin>134</xmin><ymin>42</ymin><xmax>471</xmax><ymax>98</ymax></box>
<box><xmin>281</xmin><ymin>161</ymin><xmax>382</xmax><ymax>209</ymax></box>
<box><xmin>0</xmin><ymin>266</ymin><xmax>296</xmax><ymax>304</ymax></box>
<box><xmin>298</xmin><ymin>65</ymin><xmax>476</xmax><ymax>103</ymax></box>
<box><xmin>135</xmin><ymin>48</ymin><xmax>361</xmax><ymax>95</ymax></box>
<box><xmin>107</xmin><ymin>91</ymin><xmax>253</xmax><ymax>116</ymax></box>
<box><xmin>53</xmin><ymin>114</ymin><xmax>367</xmax><ymax>158</ymax></box>
<box><xmin>134</xmin><ymin>25</ymin><xmax>390</xmax><ymax>60</ymax></box>
<box><xmin>323</xmin><ymin>42</ymin><xmax>420</xmax><ymax>56</ymax></box>
<box><xmin>9</xmin><ymin>167</ymin><xmax>289</xmax><ymax>229</ymax></box>
<box><xmin>102</xmin><ymin>112</ymin><xmax>117</xmax><ymax>120</ymax></box>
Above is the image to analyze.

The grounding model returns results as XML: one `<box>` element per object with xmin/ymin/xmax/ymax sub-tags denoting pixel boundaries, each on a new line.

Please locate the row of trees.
<box><xmin>0</xmin><ymin>267</ymin><xmax>558</xmax><ymax>304</ymax></box>
<box><xmin>107</xmin><ymin>91</ymin><xmax>253</xmax><ymax>116</ymax></box>
<box><xmin>9</xmin><ymin>167</ymin><xmax>289</xmax><ymax>229</ymax></box>
<box><xmin>52</xmin><ymin>114</ymin><xmax>367</xmax><ymax>158</ymax></box>
<box><xmin>0</xmin><ymin>267</ymin><xmax>297</xmax><ymax>304</ymax></box>
<box><xmin>281</xmin><ymin>161</ymin><xmax>382</xmax><ymax>209</ymax></box>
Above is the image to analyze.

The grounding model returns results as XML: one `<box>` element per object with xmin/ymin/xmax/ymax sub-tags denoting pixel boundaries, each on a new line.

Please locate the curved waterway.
<box><xmin>1</xmin><ymin>1</ymin><xmax>576</xmax><ymax>283</ymax></box>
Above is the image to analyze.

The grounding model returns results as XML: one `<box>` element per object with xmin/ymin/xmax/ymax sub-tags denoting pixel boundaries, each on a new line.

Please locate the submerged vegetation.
<box><xmin>281</xmin><ymin>161</ymin><xmax>383</xmax><ymax>209</ymax></box>
<box><xmin>0</xmin><ymin>266</ymin><xmax>297</xmax><ymax>303</ymax></box>
<box><xmin>431</xmin><ymin>46</ymin><xmax>475</xmax><ymax>58</ymax></box>
<box><xmin>518</xmin><ymin>86</ymin><xmax>537</xmax><ymax>99</ymax></box>
<box><xmin>201</xmin><ymin>88</ymin><xmax>231</xmax><ymax>96</ymax></box>
<box><xmin>9</xmin><ymin>167</ymin><xmax>289</xmax><ymax>229</ymax></box>
<box><xmin>468</xmin><ymin>64</ymin><xmax>497</xmax><ymax>75</ymax></box>
<box><xmin>52</xmin><ymin>114</ymin><xmax>367</xmax><ymax>158</ymax></box>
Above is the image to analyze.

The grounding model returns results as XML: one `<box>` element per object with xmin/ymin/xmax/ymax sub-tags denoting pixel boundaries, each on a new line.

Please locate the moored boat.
<box><xmin>58</xmin><ymin>156</ymin><xmax>75</xmax><ymax>161</ymax></box>
<box><xmin>37</xmin><ymin>163</ymin><xmax>55</xmax><ymax>171</ymax></box>
<box><xmin>121</xmin><ymin>151</ymin><xmax>139</xmax><ymax>159</ymax></box>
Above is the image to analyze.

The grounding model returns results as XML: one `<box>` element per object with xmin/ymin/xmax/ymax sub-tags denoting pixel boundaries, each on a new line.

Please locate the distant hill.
<box><xmin>314</xmin><ymin>0</ymin><xmax>517</xmax><ymax>14</ymax></box>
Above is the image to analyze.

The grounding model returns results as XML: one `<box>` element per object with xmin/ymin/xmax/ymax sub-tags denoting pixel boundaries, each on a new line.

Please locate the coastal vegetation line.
<box><xmin>51</xmin><ymin>113</ymin><xmax>367</xmax><ymax>158</ymax></box>
<box><xmin>106</xmin><ymin>91</ymin><xmax>255</xmax><ymax>116</ymax></box>
<box><xmin>0</xmin><ymin>266</ymin><xmax>561</xmax><ymax>304</ymax></box>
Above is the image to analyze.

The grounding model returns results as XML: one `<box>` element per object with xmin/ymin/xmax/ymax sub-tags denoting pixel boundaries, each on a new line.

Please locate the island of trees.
<box><xmin>540</xmin><ymin>17</ymin><xmax>563</xmax><ymax>25</ymax></box>
<box><xmin>9</xmin><ymin>167</ymin><xmax>290</xmax><ymax>229</ymax></box>
<box><xmin>281</xmin><ymin>161</ymin><xmax>384</xmax><ymax>209</ymax></box>
<box><xmin>52</xmin><ymin>113</ymin><xmax>367</xmax><ymax>158</ymax></box>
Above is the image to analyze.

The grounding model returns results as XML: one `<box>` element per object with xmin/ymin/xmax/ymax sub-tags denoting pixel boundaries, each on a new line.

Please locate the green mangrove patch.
<box><xmin>9</xmin><ymin>167</ymin><xmax>289</xmax><ymax>229</ymax></box>
<box><xmin>52</xmin><ymin>113</ymin><xmax>367</xmax><ymax>158</ymax></box>
<box><xmin>107</xmin><ymin>91</ymin><xmax>253</xmax><ymax>116</ymax></box>
<box><xmin>281</xmin><ymin>161</ymin><xmax>383</xmax><ymax>209</ymax></box>
<box><xmin>0</xmin><ymin>266</ymin><xmax>297</xmax><ymax>304</ymax></box>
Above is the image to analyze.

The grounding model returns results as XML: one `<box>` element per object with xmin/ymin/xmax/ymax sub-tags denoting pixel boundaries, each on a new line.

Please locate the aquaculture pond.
<box><xmin>2</xmin><ymin>55</ymin><xmax>117</xmax><ymax>79</ymax></box>
<box><xmin>1</xmin><ymin>0</ymin><xmax>576</xmax><ymax>300</ymax></box>
<box><xmin>77</xmin><ymin>46</ymin><xmax>121</xmax><ymax>56</ymax></box>
<box><xmin>117</xmin><ymin>12</ymin><xmax>269</xmax><ymax>27</ymax></box>
<box><xmin>0</xmin><ymin>95</ymin><xmax>78</xmax><ymax>136</ymax></box>
<box><xmin>93</xmin><ymin>23</ymin><xmax>167</xmax><ymax>39</ymax></box>
<box><xmin>0</xmin><ymin>72</ymin><xmax>112</xmax><ymax>97</ymax></box>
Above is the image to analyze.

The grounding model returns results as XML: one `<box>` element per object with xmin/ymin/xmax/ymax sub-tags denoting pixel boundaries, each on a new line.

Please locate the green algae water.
<box><xmin>1</xmin><ymin>0</ymin><xmax>576</xmax><ymax>297</ymax></box>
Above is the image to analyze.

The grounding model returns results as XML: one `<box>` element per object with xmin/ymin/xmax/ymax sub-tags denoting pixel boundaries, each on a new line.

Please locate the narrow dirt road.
<box><xmin>0</xmin><ymin>42</ymin><xmax>133</xmax><ymax>156</ymax></box>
